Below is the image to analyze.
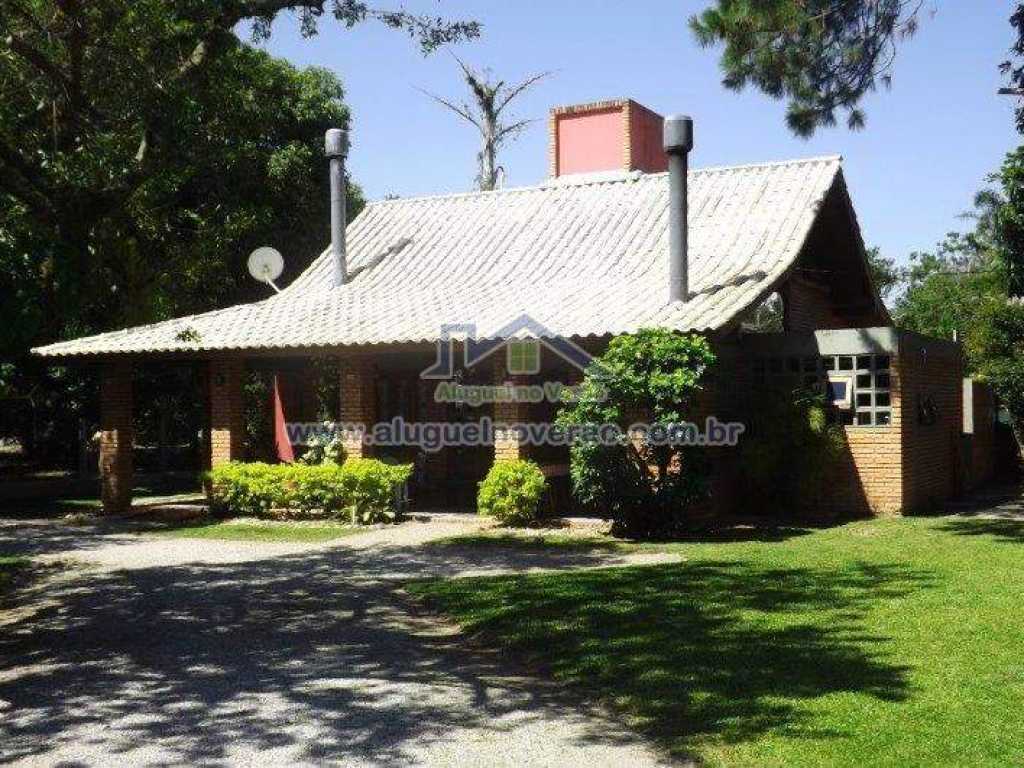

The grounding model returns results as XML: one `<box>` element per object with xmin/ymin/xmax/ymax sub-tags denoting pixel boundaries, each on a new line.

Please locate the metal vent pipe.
<box><xmin>325</xmin><ymin>128</ymin><xmax>349</xmax><ymax>287</ymax></box>
<box><xmin>663</xmin><ymin>115</ymin><xmax>694</xmax><ymax>302</ymax></box>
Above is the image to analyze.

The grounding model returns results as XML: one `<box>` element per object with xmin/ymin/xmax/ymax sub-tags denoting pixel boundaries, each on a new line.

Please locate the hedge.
<box><xmin>206</xmin><ymin>459</ymin><xmax>413</xmax><ymax>524</ymax></box>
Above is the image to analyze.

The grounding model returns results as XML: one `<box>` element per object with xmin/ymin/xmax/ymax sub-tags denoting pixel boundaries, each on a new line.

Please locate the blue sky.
<box><xmin>251</xmin><ymin>1</ymin><xmax>1019</xmax><ymax>267</ymax></box>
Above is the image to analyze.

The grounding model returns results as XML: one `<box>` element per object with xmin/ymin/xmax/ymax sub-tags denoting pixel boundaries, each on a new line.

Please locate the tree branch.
<box><xmin>414</xmin><ymin>86</ymin><xmax>482</xmax><ymax>131</ymax></box>
<box><xmin>495</xmin><ymin>118</ymin><xmax>535</xmax><ymax>143</ymax></box>
<box><xmin>496</xmin><ymin>71</ymin><xmax>551</xmax><ymax>115</ymax></box>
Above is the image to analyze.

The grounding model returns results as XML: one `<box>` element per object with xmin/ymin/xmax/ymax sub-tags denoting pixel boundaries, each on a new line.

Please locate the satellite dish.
<box><xmin>247</xmin><ymin>247</ymin><xmax>284</xmax><ymax>292</ymax></box>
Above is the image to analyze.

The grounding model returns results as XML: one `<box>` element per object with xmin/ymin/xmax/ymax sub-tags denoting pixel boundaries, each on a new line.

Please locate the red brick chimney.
<box><xmin>549</xmin><ymin>99</ymin><xmax>668</xmax><ymax>177</ymax></box>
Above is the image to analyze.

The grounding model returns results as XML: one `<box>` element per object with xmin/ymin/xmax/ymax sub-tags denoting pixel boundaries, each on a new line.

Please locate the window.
<box><xmin>506</xmin><ymin>340</ymin><xmax>541</xmax><ymax>375</ymax></box>
<box><xmin>753</xmin><ymin>353</ymin><xmax>893</xmax><ymax>427</ymax></box>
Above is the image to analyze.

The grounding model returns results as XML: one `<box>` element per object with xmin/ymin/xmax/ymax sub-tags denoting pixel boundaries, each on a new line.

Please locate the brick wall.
<box><xmin>338</xmin><ymin>353</ymin><xmax>376</xmax><ymax>459</ymax></box>
<box><xmin>99</xmin><ymin>360</ymin><xmax>134</xmax><ymax>513</ymax></box>
<box><xmin>549</xmin><ymin>99</ymin><xmax>667</xmax><ymax>177</ymax></box>
<box><xmin>964</xmin><ymin>380</ymin><xmax>997</xmax><ymax>490</ymax></box>
<box><xmin>899</xmin><ymin>339</ymin><xmax>963</xmax><ymax>512</ymax></box>
<box><xmin>783</xmin><ymin>276</ymin><xmax>838</xmax><ymax>332</ymax></box>
<box><xmin>722</xmin><ymin>336</ymin><xmax>966</xmax><ymax>518</ymax></box>
<box><xmin>711</xmin><ymin>340</ymin><xmax>903</xmax><ymax>518</ymax></box>
<box><xmin>209</xmin><ymin>357</ymin><xmax>245</xmax><ymax>467</ymax></box>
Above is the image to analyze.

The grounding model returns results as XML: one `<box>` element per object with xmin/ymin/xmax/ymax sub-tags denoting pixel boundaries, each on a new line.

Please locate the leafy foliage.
<box><xmin>245</xmin><ymin>0</ymin><xmax>480</xmax><ymax>53</ymax></box>
<box><xmin>865</xmin><ymin>246</ymin><xmax>901</xmax><ymax>304</ymax></box>
<box><xmin>894</xmin><ymin>175</ymin><xmax>1008</xmax><ymax>343</ymax></box>
<box><xmin>691</xmin><ymin>0</ymin><xmax>922</xmax><ymax>136</ymax></box>
<box><xmin>477</xmin><ymin>459</ymin><xmax>547</xmax><ymax>525</ymax></box>
<box><xmin>0</xmin><ymin>0</ymin><xmax>470</xmax><ymax>356</ymax></box>
<box><xmin>992</xmin><ymin>146</ymin><xmax>1024</xmax><ymax>298</ymax></box>
<box><xmin>739</xmin><ymin>386</ymin><xmax>846</xmax><ymax>513</ymax></box>
<box><xmin>206</xmin><ymin>459</ymin><xmax>411</xmax><ymax>523</ymax></box>
<box><xmin>557</xmin><ymin>329</ymin><xmax>716</xmax><ymax>538</ymax></box>
<box><xmin>966</xmin><ymin>299</ymin><xmax>1024</xmax><ymax>455</ymax></box>
<box><xmin>1</xmin><ymin>1</ymin><xmax>477</xmax><ymax>464</ymax></box>
<box><xmin>1000</xmin><ymin>4</ymin><xmax>1024</xmax><ymax>133</ymax></box>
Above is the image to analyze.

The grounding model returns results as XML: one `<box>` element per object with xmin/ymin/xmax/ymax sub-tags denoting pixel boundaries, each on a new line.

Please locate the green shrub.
<box><xmin>477</xmin><ymin>459</ymin><xmax>547</xmax><ymax>526</ymax></box>
<box><xmin>206</xmin><ymin>462</ymin><xmax>285</xmax><ymax>518</ymax></box>
<box><xmin>205</xmin><ymin>459</ymin><xmax>412</xmax><ymax>523</ymax></box>
<box><xmin>279</xmin><ymin>463</ymin><xmax>348</xmax><ymax>518</ymax></box>
<box><xmin>556</xmin><ymin>329</ymin><xmax>716</xmax><ymax>538</ymax></box>
<box><xmin>342</xmin><ymin>458</ymin><xmax>413</xmax><ymax>524</ymax></box>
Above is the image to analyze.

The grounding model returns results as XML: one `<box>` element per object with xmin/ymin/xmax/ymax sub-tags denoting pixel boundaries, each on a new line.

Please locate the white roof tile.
<box><xmin>33</xmin><ymin>155</ymin><xmax>843</xmax><ymax>357</ymax></box>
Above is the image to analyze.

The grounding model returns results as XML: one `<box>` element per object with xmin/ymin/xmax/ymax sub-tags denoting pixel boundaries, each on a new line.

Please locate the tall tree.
<box><xmin>0</xmin><ymin>0</ymin><xmax>477</xmax><ymax>351</ymax></box>
<box><xmin>421</xmin><ymin>56</ymin><xmax>548</xmax><ymax>190</ymax></box>
<box><xmin>993</xmin><ymin>146</ymin><xmax>1024</xmax><ymax>297</ymax></box>
<box><xmin>999</xmin><ymin>4</ymin><xmax>1024</xmax><ymax>132</ymax></box>
<box><xmin>0</xmin><ymin>0</ymin><xmax>477</xmax><ymax>462</ymax></box>
<box><xmin>694</xmin><ymin>2</ymin><xmax>1024</xmax><ymax>138</ymax></box>
<box><xmin>691</xmin><ymin>0</ymin><xmax>923</xmax><ymax>137</ymax></box>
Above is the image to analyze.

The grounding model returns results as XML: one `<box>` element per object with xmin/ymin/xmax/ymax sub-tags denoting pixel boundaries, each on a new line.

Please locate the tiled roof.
<box><xmin>32</xmin><ymin>155</ymin><xmax>844</xmax><ymax>357</ymax></box>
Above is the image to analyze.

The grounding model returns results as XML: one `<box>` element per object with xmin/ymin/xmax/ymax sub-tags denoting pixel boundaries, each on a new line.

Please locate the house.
<box><xmin>32</xmin><ymin>99</ymin><xmax>995</xmax><ymax>516</ymax></box>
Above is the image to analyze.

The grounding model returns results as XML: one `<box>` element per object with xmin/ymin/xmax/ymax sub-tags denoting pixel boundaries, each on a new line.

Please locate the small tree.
<box><xmin>557</xmin><ymin>329</ymin><xmax>716</xmax><ymax>538</ymax></box>
<box><xmin>421</xmin><ymin>56</ymin><xmax>549</xmax><ymax>190</ymax></box>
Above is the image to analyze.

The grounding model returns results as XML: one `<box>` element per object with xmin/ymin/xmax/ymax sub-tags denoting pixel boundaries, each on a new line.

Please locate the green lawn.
<box><xmin>152</xmin><ymin>519</ymin><xmax>365</xmax><ymax>543</ymax></box>
<box><xmin>407</xmin><ymin>516</ymin><xmax>1024</xmax><ymax>767</ymax></box>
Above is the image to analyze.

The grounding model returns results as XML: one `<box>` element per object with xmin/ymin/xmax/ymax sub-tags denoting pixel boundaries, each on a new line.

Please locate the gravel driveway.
<box><xmin>0</xmin><ymin>516</ymin><xmax>676</xmax><ymax>767</ymax></box>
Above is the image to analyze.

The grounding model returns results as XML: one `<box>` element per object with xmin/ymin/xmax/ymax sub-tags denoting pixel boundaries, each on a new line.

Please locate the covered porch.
<box><xmin>94</xmin><ymin>341</ymin><xmax>592</xmax><ymax>515</ymax></box>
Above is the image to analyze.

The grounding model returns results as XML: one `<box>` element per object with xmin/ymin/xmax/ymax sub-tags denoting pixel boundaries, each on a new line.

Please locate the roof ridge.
<box><xmin>367</xmin><ymin>154</ymin><xmax>843</xmax><ymax>207</ymax></box>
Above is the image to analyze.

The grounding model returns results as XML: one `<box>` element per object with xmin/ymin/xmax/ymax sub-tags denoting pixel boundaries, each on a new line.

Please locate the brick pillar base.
<box><xmin>99</xmin><ymin>361</ymin><xmax>134</xmax><ymax>514</ymax></box>
<box><xmin>339</xmin><ymin>354</ymin><xmax>376</xmax><ymax>459</ymax></box>
<box><xmin>209</xmin><ymin>358</ymin><xmax>245</xmax><ymax>467</ymax></box>
<box><xmin>493</xmin><ymin>356</ymin><xmax>529</xmax><ymax>462</ymax></box>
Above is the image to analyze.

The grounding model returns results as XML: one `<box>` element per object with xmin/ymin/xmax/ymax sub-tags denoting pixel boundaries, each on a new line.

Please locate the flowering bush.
<box><xmin>298</xmin><ymin>424</ymin><xmax>347</xmax><ymax>465</ymax></box>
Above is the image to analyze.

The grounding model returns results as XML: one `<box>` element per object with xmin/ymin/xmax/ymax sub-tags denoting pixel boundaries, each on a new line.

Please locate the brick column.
<box><xmin>99</xmin><ymin>361</ymin><xmax>134</xmax><ymax>514</ymax></box>
<box><xmin>339</xmin><ymin>354</ymin><xmax>376</xmax><ymax>459</ymax></box>
<box><xmin>493</xmin><ymin>355</ymin><xmax>529</xmax><ymax>462</ymax></box>
<box><xmin>209</xmin><ymin>357</ymin><xmax>245</xmax><ymax>467</ymax></box>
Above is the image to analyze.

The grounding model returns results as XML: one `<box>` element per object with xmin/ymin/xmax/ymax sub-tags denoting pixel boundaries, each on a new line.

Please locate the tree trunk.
<box><xmin>478</xmin><ymin>130</ymin><xmax>497</xmax><ymax>191</ymax></box>
<box><xmin>1009</xmin><ymin>413</ymin><xmax>1024</xmax><ymax>472</ymax></box>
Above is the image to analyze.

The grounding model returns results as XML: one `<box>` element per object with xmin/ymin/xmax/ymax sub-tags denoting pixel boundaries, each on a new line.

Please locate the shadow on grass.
<box><xmin>410</xmin><ymin>559</ymin><xmax>933</xmax><ymax>760</ymax></box>
<box><xmin>937</xmin><ymin>517</ymin><xmax>1024</xmax><ymax>543</ymax></box>
<box><xmin>0</xmin><ymin>555</ymin><xmax>30</xmax><ymax>595</ymax></box>
<box><xmin>425</xmin><ymin>533</ymin><xmax>630</xmax><ymax>553</ymax></box>
<box><xmin>644</xmin><ymin>522</ymin><xmax>817</xmax><ymax>544</ymax></box>
<box><xmin>427</xmin><ymin>523</ymin><xmax>816</xmax><ymax>555</ymax></box>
